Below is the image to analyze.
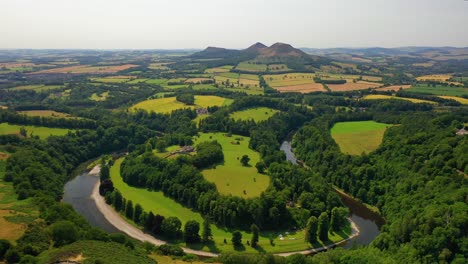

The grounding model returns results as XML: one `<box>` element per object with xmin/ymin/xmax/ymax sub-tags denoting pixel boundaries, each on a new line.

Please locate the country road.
<box><xmin>88</xmin><ymin>165</ymin><xmax>359</xmax><ymax>258</ymax></box>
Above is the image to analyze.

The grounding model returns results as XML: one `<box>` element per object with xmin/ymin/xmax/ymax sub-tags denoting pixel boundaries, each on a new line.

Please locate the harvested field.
<box><xmin>18</xmin><ymin>110</ymin><xmax>75</xmax><ymax>118</ymax></box>
<box><xmin>275</xmin><ymin>83</ymin><xmax>326</xmax><ymax>93</ymax></box>
<box><xmin>363</xmin><ymin>94</ymin><xmax>437</xmax><ymax>104</ymax></box>
<box><xmin>205</xmin><ymin>65</ymin><xmax>233</xmax><ymax>73</ymax></box>
<box><xmin>184</xmin><ymin>78</ymin><xmax>213</xmax><ymax>83</ymax></box>
<box><xmin>235</xmin><ymin>62</ymin><xmax>267</xmax><ymax>72</ymax></box>
<box><xmin>328</xmin><ymin>81</ymin><xmax>381</xmax><ymax>91</ymax></box>
<box><xmin>375</xmin><ymin>85</ymin><xmax>412</xmax><ymax>91</ymax></box>
<box><xmin>416</xmin><ymin>74</ymin><xmax>452</xmax><ymax>82</ymax></box>
<box><xmin>32</xmin><ymin>64</ymin><xmax>138</xmax><ymax>74</ymax></box>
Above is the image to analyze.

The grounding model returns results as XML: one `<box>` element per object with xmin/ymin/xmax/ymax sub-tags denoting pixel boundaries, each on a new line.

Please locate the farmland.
<box><xmin>205</xmin><ymin>65</ymin><xmax>233</xmax><ymax>73</ymax></box>
<box><xmin>129</xmin><ymin>96</ymin><xmax>233</xmax><ymax>113</ymax></box>
<box><xmin>194</xmin><ymin>133</ymin><xmax>269</xmax><ymax>198</ymax></box>
<box><xmin>0</xmin><ymin>123</ymin><xmax>73</xmax><ymax>138</ymax></box>
<box><xmin>32</xmin><ymin>64</ymin><xmax>138</xmax><ymax>74</ymax></box>
<box><xmin>375</xmin><ymin>85</ymin><xmax>412</xmax><ymax>91</ymax></box>
<box><xmin>8</xmin><ymin>84</ymin><xmax>62</xmax><ymax>91</ymax></box>
<box><xmin>234</xmin><ymin>62</ymin><xmax>267</xmax><ymax>72</ymax></box>
<box><xmin>363</xmin><ymin>94</ymin><xmax>437</xmax><ymax>104</ymax></box>
<box><xmin>327</xmin><ymin>81</ymin><xmax>381</xmax><ymax>91</ymax></box>
<box><xmin>17</xmin><ymin>110</ymin><xmax>76</xmax><ymax>119</ymax></box>
<box><xmin>90</xmin><ymin>91</ymin><xmax>110</xmax><ymax>101</ymax></box>
<box><xmin>230</xmin><ymin>107</ymin><xmax>280</xmax><ymax>122</ymax></box>
<box><xmin>264</xmin><ymin>73</ymin><xmax>326</xmax><ymax>93</ymax></box>
<box><xmin>439</xmin><ymin>96</ymin><xmax>468</xmax><ymax>104</ymax></box>
<box><xmin>406</xmin><ymin>84</ymin><xmax>468</xmax><ymax>97</ymax></box>
<box><xmin>331</xmin><ymin>121</ymin><xmax>392</xmax><ymax>155</ymax></box>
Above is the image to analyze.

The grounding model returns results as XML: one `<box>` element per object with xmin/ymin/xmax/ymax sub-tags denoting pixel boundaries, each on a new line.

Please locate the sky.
<box><xmin>1</xmin><ymin>0</ymin><xmax>467</xmax><ymax>49</ymax></box>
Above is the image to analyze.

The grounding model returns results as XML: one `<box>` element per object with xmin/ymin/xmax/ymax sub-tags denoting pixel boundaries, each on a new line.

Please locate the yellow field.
<box><xmin>205</xmin><ymin>65</ymin><xmax>233</xmax><ymax>73</ymax></box>
<box><xmin>363</xmin><ymin>94</ymin><xmax>437</xmax><ymax>104</ymax></box>
<box><xmin>129</xmin><ymin>96</ymin><xmax>233</xmax><ymax>113</ymax></box>
<box><xmin>89</xmin><ymin>91</ymin><xmax>109</xmax><ymax>101</ymax></box>
<box><xmin>148</xmin><ymin>62</ymin><xmax>173</xmax><ymax>70</ymax></box>
<box><xmin>416</xmin><ymin>74</ymin><xmax>452</xmax><ymax>82</ymax></box>
<box><xmin>264</xmin><ymin>73</ymin><xmax>315</xmax><ymax>87</ymax></box>
<box><xmin>375</xmin><ymin>85</ymin><xmax>412</xmax><ymax>91</ymax></box>
<box><xmin>439</xmin><ymin>96</ymin><xmax>468</xmax><ymax>104</ymax></box>
<box><xmin>18</xmin><ymin>110</ymin><xmax>74</xmax><ymax>118</ymax></box>
<box><xmin>184</xmin><ymin>78</ymin><xmax>212</xmax><ymax>83</ymax></box>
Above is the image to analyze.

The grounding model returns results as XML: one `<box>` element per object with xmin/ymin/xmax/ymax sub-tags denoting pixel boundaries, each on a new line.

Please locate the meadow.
<box><xmin>230</xmin><ymin>107</ymin><xmax>280</xmax><ymax>122</ymax></box>
<box><xmin>129</xmin><ymin>96</ymin><xmax>233</xmax><ymax>113</ymax></box>
<box><xmin>89</xmin><ymin>91</ymin><xmax>110</xmax><ymax>101</ymax></box>
<box><xmin>438</xmin><ymin>96</ymin><xmax>468</xmax><ymax>104</ymax></box>
<box><xmin>214</xmin><ymin>73</ymin><xmax>260</xmax><ymax>88</ymax></box>
<box><xmin>263</xmin><ymin>73</ymin><xmax>326</xmax><ymax>93</ymax></box>
<box><xmin>111</xmin><ymin>158</ymin><xmax>350</xmax><ymax>254</ymax></box>
<box><xmin>32</xmin><ymin>64</ymin><xmax>138</xmax><ymax>74</ymax></box>
<box><xmin>331</xmin><ymin>121</ymin><xmax>392</xmax><ymax>155</ymax></box>
<box><xmin>0</xmin><ymin>123</ymin><xmax>73</xmax><ymax>138</ymax></box>
<box><xmin>205</xmin><ymin>65</ymin><xmax>233</xmax><ymax>73</ymax></box>
<box><xmin>406</xmin><ymin>84</ymin><xmax>468</xmax><ymax>97</ymax></box>
<box><xmin>18</xmin><ymin>110</ymin><xmax>75</xmax><ymax>119</ymax></box>
<box><xmin>8</xmin><ymin>84</ymin><xmax>62</xmax><ymax>91</ymax></box>
<box><xmin>193</xmin><ymin>133</ymin><xmax>269</xmax><ymax>198</ymax></box>
<box><xmin>363</xmin><ymin>94</ymin><xmax>437</xmax><ymax>104</ymax></box>
<box><xmin>235</xmin><ymin>62</ymin><xmax>267</xmax><ymax>72</ymax></box>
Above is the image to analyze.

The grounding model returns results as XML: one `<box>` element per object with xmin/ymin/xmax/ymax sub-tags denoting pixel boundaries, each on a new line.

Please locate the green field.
<box><xmin>18</xmin><ymin>110</ymin><xmax>76</xmax><ymax>119</ymax></box>
<box><xmin>0</xmin><ymin>123</ymin><xmax>73</xmax><ymax>139</ymax></box>
<box><xmin>129</xmin><ymin>96</ymin><xmax>233</xmax><ymax>113</ymax></box>
<box><xmin>331</xmin><ymin>121</ymin><xmax>391</xmax><ymax>155</ymax></box>
<box><xmin>8</xmin><ymin>85</ymin><xmax>62</xmax><ymax>91</ymax></box>
<box><xmin>406</xmin><ymin>84</ymin><xmax>468</xmax><ymax>96</ymax></box>
<box><xmin>363</xmin><ymin>94</ymin><xmax>437</xmax><ymax>104</ymax></box>
<box><xmin>235</xmin><ymin>62</ymin><xmax>267</xmax><ymax>72</ymax></box>
<box><xmin>90</xmin><ymin>91</ymin><xmax>110</xmax><ymax>101</ymax></box>
<box><xmin>111</xmin><ymin>158</ymin><xmax>350</xmax><ymax>254</ymax></box>
<box><xmin>194</xmin><ymin>133</ymin><xmax>269</xmax><ymax>198</ymax></box>
<box><xmin>230</xmin><ymin>107</ymin><xmax>280</xmax><ymax>122</ymax></box>
<box><xmin>205</xmin><ymin>65</ymin><xmax>233</xmax><ymax>73</ymax></box>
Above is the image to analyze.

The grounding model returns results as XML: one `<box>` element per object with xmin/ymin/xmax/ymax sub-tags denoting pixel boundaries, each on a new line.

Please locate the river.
<box><xmin>280</xmin><ymin>140</ymin><xmax>384</xmax><ymax>248</ymax></box>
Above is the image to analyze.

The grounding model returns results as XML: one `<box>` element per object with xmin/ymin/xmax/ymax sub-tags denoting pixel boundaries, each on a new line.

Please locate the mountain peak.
<box><xmin>247</xmin><ymin>42</ymin><xmax>267</xmax><ymax>50</ymax></box>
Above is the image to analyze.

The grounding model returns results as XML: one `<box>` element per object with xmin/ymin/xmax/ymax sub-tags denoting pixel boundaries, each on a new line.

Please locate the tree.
<box><xmin>99</xmin><ymin>164</ymin><xmax>110</xmax><ymax>182</ymax></box>
<box><xmin>318</xmin><ymin>212</ymin><xmax>329</xmax><ymax>241</ymax></box>
<box><xmin>255</xmin><ymin>161</ymin><xmax>266</xmax><ymax>173</ymax></box>
<box><xmin>305</xmin><ymin>216</ymin><xmax>318</xmax><ymax>243</ymax></box>
<box><xmin>125</xmin><ymin>200</ymin><xmax>134</xmax><ymax>219</ymax></box>
<box><xmin>202</xmin><ymin>218</ymin><xmax>212</xmax><ymax>243</ymax></box>
<box><xmin>112</xmin><ymin>190</ymin><xmax>123</xmax><ymax>211</ymax></box>
<box><xmin>50</xmin><ymin>221</ymin><xmax>79</xmax><ymax>246</ymax></box>
<box><xmin>156</xmin><ymin>140</ymin><xmax>167</xmax><ymax>153</ymax></box>
<box><xmin>176</xmin><ymin>94</ymin><xmax>195</xmax><ymax>105</ymax></box>
<box><xmin>240</xmin><ymin>155</ymin><xmax>250</xmax><ymax>166</ymax></box>
<box><xmin>184</xmin><ymin>220</ymin><xmax>201</xmax><ymax>243</ymax></box>
<box><xmin>145</xmin><ymin>211</ymin><xmax>155</xmax><ymax>230</ymax></box>
<box><xmin>161</xmin><ymin>217</ymin><xmax>182</xmax><ymax>239</ymax></box>
<box><xmin>134</xmin><ymin>203</ymin><xmax>143</xmax><ymax>223</ymax></box>
<box><xmin>152</xmin><ymin>214</ymin><xmax>165</xmax><ymax>235</ymax></box>
<box><xmin>250</xmin><ymin>224</ymin><xmax>259</xmax><ymax>248</ymax></box>
<box><xmin>330</xmin><ymin>207</ymin><xmax>349</xmax><ymax>232</ymax></box>
<box><xmin>231</xmin><ymin>231</ymin><xmax>242</xmax><ymax>247</ymax></box>
<box><xmin>19</xmin><ymin>127</ymin><xmax>27</xmax><ymax>137</ymax></box>
<box><xmin>0</xmin><ymin>239</ymin><xmax>12</xmax><ymax>260</ymax></box>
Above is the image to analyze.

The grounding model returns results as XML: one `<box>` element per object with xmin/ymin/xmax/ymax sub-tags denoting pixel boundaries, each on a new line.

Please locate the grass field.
<box><xmin>0</xmin><ymin>161</ymin><xmax>39</xmax><ymax>243</ymax></box>
<box><xmin>8</xmin><ymin>85</ymin><xmax>62</xmax><ymax>91</ymax></box>
<box><xmin>91</xmin><ymin>76</ymin><xmax>135</xmax><ymax>83</ymax></box>
<box><xmin>90</xmin><ymin>91</ymin><xmax>110</xmax><ymax>101</ymax></box>
<box><xmin>235</xmin><ymin>62</ymin><xmax>267</xmax><ymax>72</ymax></box>
<box><xmin>375</xmin><ymin>85</ymin><xmax>412</xmax><ymax>91</ymax></box>
<box><xmin>18</xmin><ymin>110</ymin><xmax>75</xmax><ymax>119</ymax></box>
<box><xmin>194</xmin><ymin>133</ymin><xmax>269</xmax><ymax>198</ymax></box>
<box><xmin>205</xmin><ymin>65</ymin><xmax>233</xmax><ymax>73</ymax></box>
<box><xmin>111</xmin><ymin>158</ymin><xmax>350</xmax><ymax>253</ymax></box>
<box><xmin>406</xmin><ymin>84</ymin><xmax>468</xmax><ymax>97</ymax></box>
<box><xmin>230</xmin><ymin>107</ymin><xmax>280</xmax><ymax>122</ymax></box>
<box><xmin>129</xmin><ymin>96</ymin><xmax>233</xmax><ymax>113</ymax></box>
<box><xmin>363</xmin><ymin>94</ymin><xmax>437</xmax><ymax>104</ymax></box>
<box><xmin>327</xmin><ymin>81</ymin><xmax>381</xmax><ymax>91</ymax></box>
<box><xmin>263</xmin><ymin>73</ymin><xmax>326</xmax><ymax>93</ymax></box>
<box><xmin>439</xmin><ymin>96</ymin><xmax>468</xmax><ymax>104</ymax></box>
<box><xmin>267</xmin><ymin>64</ymin><xmax>291</xmax><ymax>72</ymax></box>
<box><xmin>214</xmin><ymin>73</ymin><xmax>260</xmax><ymax>88</ymax></box>
<box><xmin>416</xmin><ymin>74</ymin><xmax>452</xmax><ymax>82</ymax></box>
<box><xmin>0</xmin><ymin>123</ymin><xmax>73</xmax><ymax>138</ymax></box>
<box><xmin>32</xmin><ymin>64</ymin><xmax>138</xmax><ymax>74</ymax></box>
<box><xmin>331</xmin><ymin>121</ymin><xmax>392</xmax><ymax>155</ymax></box>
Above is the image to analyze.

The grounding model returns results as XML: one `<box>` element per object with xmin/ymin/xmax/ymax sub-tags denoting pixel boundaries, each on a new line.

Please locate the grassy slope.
<box><xmin>331</xmin><ymin>121</ymin><xmax>391</xmax><ymax>155</ymax></box>
<box><xmin>406</xmin><ymin>84</ymin><xmax>468</xmax><ymax>96</ymax></box>
<box><xmin>363</xmin><ymin>94</ymin><xmax>437</xmax><ymax>104</ymax></box>
<box><xmin>129</xmin><ymin>96</ymin><xmax>232</xmax><ymax>113</ymax></box>
<box><xmin>230</xmin><ymin>107</ymin><xmax>280</xmax><ymax>122</ymax></box>
<box><xmin>18</xmin><ymin>110</ymin><xmax>74</xmax><ymax>119</ymax></box>
<box><xmin>0</xmin><ymin>123</ymin><xmax>73</xmax><ymax>139</ymax></box>
<box><xmin>111</xmin><ymin>157</ymin><xmax>349</xmax><ymax>253</ymax></box>
<box><xmin>193</xmin><ymin>133</ymin><xmax>269</xmax><ymax>198</ymax></box>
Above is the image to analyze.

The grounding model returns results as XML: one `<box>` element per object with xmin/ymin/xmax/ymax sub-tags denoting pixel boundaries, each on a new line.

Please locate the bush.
<box><xmin>158</xmin><ymin>244</ymin><xmax>184</xmax><ymax>256</ymax></box>
<box><xmin>0</xmin><ymin>239</ymin><xmax>12</xmax><ymax>260</ymax></box>
<box><xmin>49</xmin><ymin>221</ymin><xmax>79</xmax><ymax>247</ymax></box>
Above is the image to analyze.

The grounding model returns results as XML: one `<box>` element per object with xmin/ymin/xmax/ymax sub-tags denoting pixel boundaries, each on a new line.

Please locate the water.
<box><xmin>63</xmin><ymin>173</ymin><xmax>119</xmax><ymax>233</ymax></box>
<box><xmin>280</xmin><ymin>140</ymin><xmax>383</xmax><ymax>247</ymax></box>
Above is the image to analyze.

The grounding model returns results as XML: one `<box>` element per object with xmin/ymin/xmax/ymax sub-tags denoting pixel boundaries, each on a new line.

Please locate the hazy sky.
<box><xmin>1</xmin><ymin>0</ymin><xmax>467</xmax><ymax>49</ymax></box>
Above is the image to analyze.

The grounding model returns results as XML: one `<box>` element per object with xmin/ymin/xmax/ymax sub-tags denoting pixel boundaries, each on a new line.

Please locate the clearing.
<box><xmin>331</xmin><ymin>121</ymin><xmax>392</xmax><ymax>155</ymax></box>
<box><xmin>18</xmin><ymin>110</ymin><xmax>76</xmax><ymax>119</ymax></box>
<box><xmin>0</xmin><ymin>123</ymin><xmax>73</xmax><ymax>138</ymax></box>
<box><xmin>230</xmin><ymin>107</ymin><xmax>280</xmax><ymax>122</ymax></box>
<box><xmin>129</xmin><ymin>96</ymin><xmax>233</xmax><ymax>113</ymax></box>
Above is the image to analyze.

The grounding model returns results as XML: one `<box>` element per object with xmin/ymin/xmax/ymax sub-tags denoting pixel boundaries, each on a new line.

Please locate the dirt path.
<box><xmin>88</xmin><ymin>165</ymin><xmax>359</xmax><ymax>258</ymax></box>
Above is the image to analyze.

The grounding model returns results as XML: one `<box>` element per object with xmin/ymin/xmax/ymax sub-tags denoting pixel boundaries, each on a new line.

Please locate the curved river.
<box><xmin>280</xmin><ymin>141</ymin><xmax>384</xmax><ymax>248</ymax></box>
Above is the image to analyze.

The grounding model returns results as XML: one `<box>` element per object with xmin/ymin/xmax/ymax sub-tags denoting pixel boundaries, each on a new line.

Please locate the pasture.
<box><xmin>375</xmin><ymin>85</ymin><xmax>412</xmax><ymax>91</ymax></box>
<box><xmin>331</xmin><ymin>121</ymin><xmax>392</xmax><ymax>155</ymax></box>
<box><xmin>8</xmin><ymin>85</ymin><xmax>62</xmax><ymax>91</ymax></box>
<box><xmin>18</xmin><ymin>110</ymin><xmax>75</xmax><ymax>119</ymax></box>
<box><xmin>205</xmin><ymin>65</ymin><xmax>233</xmax><ymax>73</ymax></box>
<box><xmin>327</xmin><ymin>81</ymin><xmax>381</xmax><ymax>91</ymax></box>
<box><xmin>194</xmin><ymin>133</ymin><xmax>269</xmax><ymax>198</ymax></box>
<box><xmin>416</xmin><ymin>74</ymin><xmax>451</xmax><ymax>82</ymax></box>
<box><xmin>264</xmin><ymin>73</ymin><xmax>326</xmax><ymax>93</ymax></box>
<box><xmin>267</xmin><ymin>64</ymin><xmax>291</xmax><ymax>72</ymax></box>
<box><xmin>111</xmin><ymin>155</ymin><xmax>349</xmax><ymax>254</ymax></box>
<box><xmin>406</xmin><ymin>84</ymin><xmax>468</xmax><ymax>97</ymax></box>
<box><xmin>235</xmin><ymin>62</ymin><xmax>267</xmax><ymax>72</ymax></box>
<box><xmin>129</xmin><ymin>96</ymin><xmax>232</xmax><ymax>113</ymax></box>
<box><xmin>0</xmin><ymin>123</ymin><xmax>73</xmax><ymax>138</ymax></box>
<box><xmin>363</xmin><ymin>94</ymin><xmax>437</xmax><ymax>104</ymax></box>
<box><xmin>230</xmin><ymin>107</ymin><xmax>280</xmax><ymax>122</ymax></box>
<box><xmin>32</xmin><ymin>64</ymin><xmax>138</xmax><ymax>74</ymax></box>
<box><xmin>90</xmin><ymin>91</ymin><xmax>110</xmax><ymax>101</ymax></box>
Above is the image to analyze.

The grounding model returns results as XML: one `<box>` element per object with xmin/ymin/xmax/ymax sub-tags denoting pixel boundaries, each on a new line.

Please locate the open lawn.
<box><xmin>129</xmin><ymin>96</ymin><xmax>232</xmax><ymax>113</ymax></box>
<box><xmin>194</xmin><ymin>133</ymin><xmax>269</xmax><ymax>198</ymax></box>
<box><xmin>230</xmin><ymin>107</ymin><xmax>280</xmax><ymax>122</ymax></box>
<box><xmin>331</xmin><ymin>121</ymin><xmax>392</xmax><ymax>155</ymax></box>
<box><xmin>0</xmin><ymin>123</ymin><xmax>73</xmax><ymax>139</ymax></box>
<box><xmin>406</xmin><ymin>84</ymin><xmax>468</xmax><ymax>97</ymax></box>
<box><xmin>111</xmin><ymin>158</ymin><xmax>350</xmax><ymax>253</ymax></box>
<box><xmin>18</xmin><ymin>110</ymin><xmax>76</xmax><ymax>119</ymax></box>
<box><xmin>363</xmin><ymin>94</ymin><xmax>437</xmax><ymax>104</ymax></box>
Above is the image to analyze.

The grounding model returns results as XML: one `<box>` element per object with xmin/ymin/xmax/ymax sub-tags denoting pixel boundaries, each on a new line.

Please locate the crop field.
<box><xmin>267</xmin><ymin>64</ymin><xmax>291</xmax><ymax>72</ymax></box>
<box><xmin>214</xmin><ymin>74</ymin><xmax>260</xmax><ymax>88</ymax></box>
<box><xmin>327</xmin><ymin>81</ymin><xmax>381</xmax><ymax>91</ymax></box>
<box><xmin>225</xmin><ymin>87</ymin><xmax>264</xmax><ymax>95</ymax></box>
<box><xmin>406</xmin><ymin>84</ymin><xmax>468</xmax><ymax>97</ymax></box>
<box><xmin>17</xmin><ymin>110</ymin><xmax>75</xmax><ymax>119</ymax></box>
<box><xmin>439</xmin><ymin>96</ymin><xmax>468</xmax><ymax>104</ymax></box>
<box><xmin>32</xmin><ymin>64</ymin><xmax>138</xmax><ymax>74</ymax></box>
<box><xmin>264</xmin><ymin>73</ymin><xmax>315</xmax><ymax>87</ymax></box>
<box><xmin>91</xmin><ymin>76</ymin><xmax>136</xmax><ymax>83</ymax></box>
<box><xmin>129</xmin><ymin>96</ymin><xmax>232</xmax><ymax>113</ymax></box>
<box><xmin>235</xmin><ymin>62</ymin><xmax>267</xmax><ymax>72</ymax></box>
<box><xmin>375</xmin><ymin>85</ymin><xmax>412</xmax><ymax>91</ymax></box>
<box><xmin>111</xmin><ymin>157</ymin><xmax>349</xmax><ymax>253</ymax></box>
<box><xmin>230</xmin><ymin>107</ymin><xmax>280</xmax><ymax>122</ymax></box>
<box><xmin>331</xmin><ymin>121</ymin><xmax>392</xmax><ymax>155</ymax></box>
<box><xmin>416</xmin><ymin>74</ymin><xmax>452</xmax><ymax>82</ymax></box>
<box><xmin>276</xmin><ymin>83</ymin><xmax>326</xmax><ymax>93</ymax></box>
<box><xmin>8</xmin><ymin>84</ymin><xmax>62</xmax><ymax>91</ymax></box>
<box><xmin>89</xmin><ymin>91</ymin><xmax>110</xmax><ymax>101</ymax></box>
<box><xmin>363</xmin><ymin>94</ymin><xmax>437</xmax><ymax>104</ymax></box>
<box><xmin>205</xmin><ymin>65</ymin><xmax>233</xmax><ymax>73</ymax></box>
<box><xmin>148</xmin><ymin>62</ymin><xmax>173</xmax><ymax>70</ymax></box>
<box><xmin>0</xmin><ymin>123</ymin><xmax>73</xmax><ymax>138</ymax></box>
<box><xmin>184</xmin><ymin>78</ymin><xmax>213</xmax><ymax>83</ymax></box>
<box><xmin>145</xmin><ymin>78</ymin><xmax>169</xmax><ymax>85</ymax></box>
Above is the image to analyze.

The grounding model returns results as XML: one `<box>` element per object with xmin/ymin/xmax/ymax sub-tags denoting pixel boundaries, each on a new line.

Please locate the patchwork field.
<box><xmin>439</xmin><ymin>96</ymin><xmax>468</xmax><ymax>104</ymax></box>
<box><xmin>331</xmin><ymin>121</ymin><xmax>392</xmax><ymax>155</ymax></box>
<box><xmin>230</xmin><ymin>107</ymin><xmax>280</xmax><ymax>122</ymax></box>
<box><xmin>0</xmin><ymin>123</ymin><xmax>73</xmax><ymax>138</ymax></box>
<box><xmin>194</xmin><ymin>133</ymin><xmax>269</xmax><ymax>198</ymax></box>
<box><xmin>406</xmin><ymin>84</ymin><xmax>468</xmax><ymax>97</ymax></box>
<box><xmin>375</xmin><ymin>85</ymin><xmax>412</xmax><ymax>91</ymax></box>
<box><xmin>18</xmin><ymin>110</ymin><xmax>75</xmax><ymax>119</ymax></box>
<box><xmin>205</xmin><ymin>65</ymin><xmax>233</xmax><ymax>73</ymax></box>
<box><xmin>32</xmin><ymin>64</ymin><xmax>138</xmax><ymax>74</ymax></box>
<box><xmin>363</xmin><ymin>94</ymin><xmax>437</xmax><ymax>104</ymax></box>
<box><xmin>111</xmin><ymin>157</ymin><xmax>349</xmax><ymax>253</ymax></box>
<box><xmin>264</xmin><ymin>73</ymin><xmax>325</xmax><ymax>93</ymax></box>
<box><xmin>327</xmin><ymin>81</ymin><xmax>381</xmax><ymax>91</ymax></box>
<box><xmin>235</xmin><ymin>62</ymin><xmax>267</xmax><ymax>72</ymax></box>
<box><xmin>267</xmin><ymin>64</ymin><xmax>291</xmax><ymax>72</ymax></box>
<box><xmin>129</xmin><ymin>96</ymin><xmax>232</xmax><ymax>113</ymax></box>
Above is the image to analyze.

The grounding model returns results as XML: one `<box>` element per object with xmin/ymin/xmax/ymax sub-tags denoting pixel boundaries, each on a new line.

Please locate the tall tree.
<box><xmin>184</xmin><ymin>220</ymin><xmax>201</xmax><ymax>243</ymax></box>
<box><xmin>250</xmin><ymin>224</ymin><xmax>259</xmax><ymax>248</ymax></box>
<box><xmin>161</xmin><ymin>216</ymin><xmax>182</xmax><ymax>239</ymax></box>
<box><xmin>125</xmin><ymin>200</ymin><xmax>134</xmax><ymax>219</ymax></box>
<box><xmin>305</xmin><ymin>216</ymin><xmax>318</xmax><ymax>243</ymax></box>
<box><xmin>202</xmin><ymin>218</ymin><xmax>212</xmax><ymax>243</ymax></box>
<box><xmin>318</xmin><ymin>212</ymin><xmax>329</xmax><ymax>241</ymax></box>
<box><xmin>231</xmin><ymin>231</ymin><xmax>242</xmax><ymax>247</ymax></box>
